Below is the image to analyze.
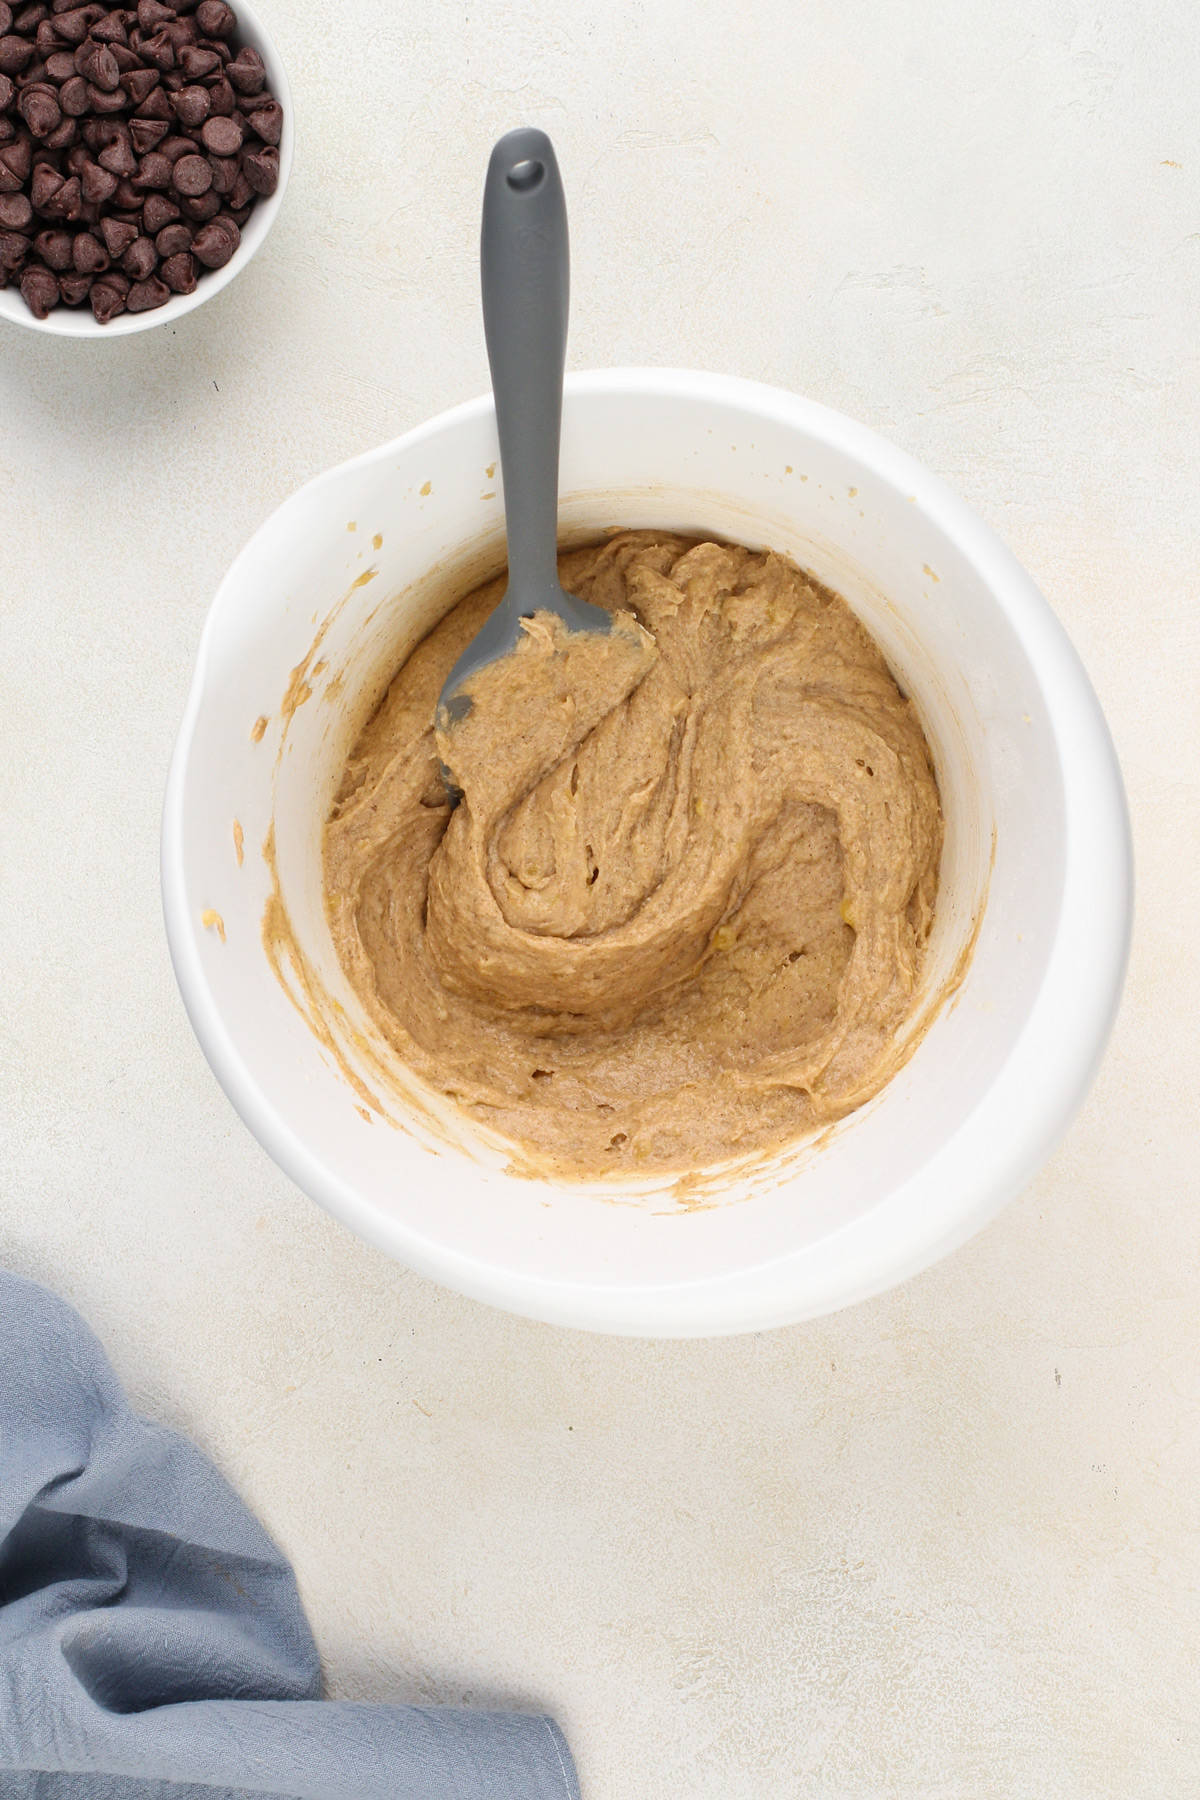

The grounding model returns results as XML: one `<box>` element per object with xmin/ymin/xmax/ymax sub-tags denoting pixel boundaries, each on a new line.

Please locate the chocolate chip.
<box><xmin>70</xmin><ymin>224</ymin><xmax>105</xmax><ymax>268</ymax></box>
<box><xmin>96</xmin><ymin>126</ymin><xmax>134</xmax><ymax>172</ymax></box>
<box><xmin>18</xmin><ymin>257</ymin><xmax>56</xmax><ymax>311</ymax></box>
<box><xmin>109</xmin><ymin>172</ymin><xmax>136</xmax><ymax>205</ymax></box>
<box><xmin>0</xmin><ymin>224</ymin><xmax>29</xmax><ymax>270</ymax></box>
<box><xmin>119</xmin><ymin>228</ymin><xmax>153</xmax><ymax>274</ymax></box>
<box><xmin>32</xmin><ymin>225</ymin><xmax>68</xmax><ymax>262</ymax></box>
<box><xmin>240</xmin><ymin>141</ymin><xmax>274</xmax><ymax>195</ymax></box>
<box><xmin>89</xmin><ymin>268</ymin><xmax>123</xmax><ymax>316</ymax></box>
<box><xmin>128</xmin><ymin>116</ymin><xmax>167</xmax><ymax>152</ymax></box>
<box><xmin>120</xmin><ymin>64</ymin><xmax>159</xmax><ymax>103</ymax></box>
<box><xmin>43</xmin><ymin>114</ymin><xmax>76</xmax><ymax>146</ymax></box>
<box><xmin>159</xmin><ymin>244</ymin><xmax>194</xmax><ymax>289</ymax></box>
<box><xmin>225</xmin><ymin>43</ymin><xmax>262</xmax><ymax>93</ymax></box>
<box><xmin>0</xmin><ymin>68</ymin><xmax>12</xmax><ymax>103</ymax></box>
<box><xmin>32</xmin><ymin>223</ymin><xmax>67</xmax><ymax>263</ymax></box>
<box><xmin>153</xmin><ymin>216</ymin><xmax>186</xmax><ymax>252</ymax></box>
<box><xmin>28</xmin><ymin>158</ymin><xmax>61</xmax><ymax>205</ymax></box>
<box><xmin>43</xmin><ymin>47</ymin><xmax>74</xmax><ymax>77</ymax></box>
<box><xmin>79</xmin><ymin>155</ymin><xmax>115</xmax><ymax>200</ymax></box>
<box><xmin>133</xmin><ymin>146</ymin><xmax>169</xmax><ymax>185</ymax></box>
<box><xmin>0</xmin><ymin>137</ymin><xmax>32</xmax><ymax>182</ymax></box>
<box><xmin>194</xmin><ymin>0</ymin><xmax>231</xmax><ymax>36</ymax></box>
<box><xmin>139</xmin><ymin>25</ymin><xmax>173</xmax><ymax>67</ymax></box>
<box><xmin>199</xmin><ymin>110</ymin><xmax>241</xmax><ymax>157</ymax></box>
<box><xmin>46</xmin><ymin>8</ymin><xmax>94</xmax><ymax>45</ymax></box>
<box><xmin>176</xmin><ymin>182</ymin><xmax>213</xmax><ymax>219</ymax></box>
<box><xmin>170</xmin><ymin>146</ymin><xmax>207</xmax><ymax>192</ymax></box>
<box><xmin>171</xmin><ymin>80</ymin><xmax>207</xmax><ymax>125</ymax></box>
<box><xmin>206</xmin><ymin>149</ymin><xmax>236</xmax><ymax>192</ymax></box>
<box><xmin>139</xmin><ymin>186</ymin><xmax>176</xmax><ymax>228</ymax></box>
<box><xmin>97</xmin><ymin>208</ymin><xmax>132</xmax><ymax>253</ymax></box>
<box><xmin>0</xmin><ymin>188</ymin><xmax>31</xmax><ymax>226</ymax></box>
<box><xmin>18</xmin><ymin>82</ymin><xmax>61</xmax><ymax>137</ymax></box>
<box><xmin>137</xmin><ymin>0</ymin><xmax>174</xmax><ymax>26</ymax></box>
<box><xmin>157</xmin><ymin>130</ymin><xmax>192</xmax><ymax>159</ymax></box>
<box><xmin>243</xmin><ymin>97</ymin><xmax>280</xmax><ymax>145</ymax></box>
<box><xmin>57</xmin><ymin>71</ymin><xmax>87</xmax><ymax>111</ymax></box>
<box><xmin>190</xmin><ymin>209</ymin><xmax>235</xmax><ymax>264</ymax></box>
<box><xmin>205</xmin><ymin>72</ymin><xmax>232</xmax><ymax>114</ymax></box>
<box><xmin>40</xmin><ymin>167</ymin><xmax>77</xmax><ymax>212</ymax></box>
<box><xmin>73</xmin><ymin>36</ymin><xmax>118</xmax><ymax>89</ymax></box>
<box><xmin>132</xmin><ymin>80</ymin><xmax>170</xmax><ymax>118</ymax></box>
<box><xmin>90</xmin><ymin>11</ymin><xmax>129</xmax><ymax>43</ymax></box>
<box><xmin>0</xmin><ymin>33</ymin><xmax>35</xmax><ymax>73</ymax></box>
<box><xmin>85</xmin><ymin>82</ymin><xmax>128</xmax><ymax>112</ymax></box>
<box><xmin>57</xmin><ymin>268</ymin><xmax>90</xmax><ymax>301</ymax></box>
<box><xmin>125</xmin><ymin>270</ymin><xmax>166</xmax><ymax>307</ymax></box>
<box><xmin>177</xmin><ymin>40</ymin><xmax>215</xmax><ymax>77</ymax></box>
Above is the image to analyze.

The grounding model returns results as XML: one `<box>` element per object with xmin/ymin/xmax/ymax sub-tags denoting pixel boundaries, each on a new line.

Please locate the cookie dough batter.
<box><xmin>324</xmin><ymin>532</ymin><xmax>942</xmax><ymax>1178</ymax></box>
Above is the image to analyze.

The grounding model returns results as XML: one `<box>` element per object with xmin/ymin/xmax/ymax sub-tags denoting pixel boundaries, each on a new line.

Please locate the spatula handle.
<box><xmin>480</xmin><ymin>128</ymin><xmax>569</xmax><ymax>604</ymax></box>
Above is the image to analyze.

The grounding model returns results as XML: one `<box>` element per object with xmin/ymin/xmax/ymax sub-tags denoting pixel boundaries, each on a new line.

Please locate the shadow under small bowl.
<box><xmin>0</xmin><ymin>0</ymin><xmax>292</xmax><ymax>340</ymax></box>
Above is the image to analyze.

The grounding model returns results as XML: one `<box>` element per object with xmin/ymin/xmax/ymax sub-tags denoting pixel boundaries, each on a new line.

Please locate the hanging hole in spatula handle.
<box><xmin>507</xmin><ymin>157</ymin><xmax>545</xmax><ymax>191</ymax></box>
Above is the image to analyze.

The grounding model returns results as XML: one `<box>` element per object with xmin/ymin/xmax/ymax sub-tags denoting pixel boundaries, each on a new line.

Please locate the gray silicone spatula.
<box><xmin>437</xmin><ymin>128</ymin><xmax>612</xmax><ymax>764</ymax></box>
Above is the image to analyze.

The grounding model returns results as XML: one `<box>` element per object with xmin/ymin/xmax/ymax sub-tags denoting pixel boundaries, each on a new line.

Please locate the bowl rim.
<box><xmin>0</xmin><ymin>0</ymin><xmax>292</xmax><ymax>340</ymax></box>
<box><xmin>162</xmin><ymin>368</ymin><xmax>1133</xmax><ymax>1335</ymax></box>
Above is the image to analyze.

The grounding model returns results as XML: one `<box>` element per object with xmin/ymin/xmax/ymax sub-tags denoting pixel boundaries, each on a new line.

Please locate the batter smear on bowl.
<box><xmin>324</xmin><ymin>531</ymin><xmax>942</xmax><ymax>1177</ymax></box>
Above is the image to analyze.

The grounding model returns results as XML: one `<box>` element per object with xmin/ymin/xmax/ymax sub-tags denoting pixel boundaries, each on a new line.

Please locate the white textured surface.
<box><xmin>1</xmin><ymin>0</ymin><xmax>1196</xmax><ymax>1793</ymax></box>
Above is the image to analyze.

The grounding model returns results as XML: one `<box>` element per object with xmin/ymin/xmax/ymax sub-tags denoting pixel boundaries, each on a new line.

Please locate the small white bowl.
<box><xmin>0</xmin><ymin>0</ymin><xmax>291</xmax><ymax>339</ymax></box>
<box><xmin>162</xmin><ymin>370</ymin><xmax>1133</xmax><ymax>1336</ymax></box>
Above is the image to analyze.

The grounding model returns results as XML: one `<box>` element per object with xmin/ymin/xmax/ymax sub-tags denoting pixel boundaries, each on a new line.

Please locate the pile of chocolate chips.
<box><xmin>0</xmin><ymin>0</ymin><xmax>283</xmax><ymax>322</ymax></box>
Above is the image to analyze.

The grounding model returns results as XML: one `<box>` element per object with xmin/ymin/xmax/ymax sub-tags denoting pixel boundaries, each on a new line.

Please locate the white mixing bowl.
<box><xmin>162</xmin><ymin>370</ymin><xmax>1132</xmax><ymax>1336</ymax></box>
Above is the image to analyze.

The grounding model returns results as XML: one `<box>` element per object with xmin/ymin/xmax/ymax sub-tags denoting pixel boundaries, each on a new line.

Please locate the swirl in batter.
<box><xmin>324</xmin><ymin>532</ymin><xmax>942</xmax><ymax>1178</ymax></box>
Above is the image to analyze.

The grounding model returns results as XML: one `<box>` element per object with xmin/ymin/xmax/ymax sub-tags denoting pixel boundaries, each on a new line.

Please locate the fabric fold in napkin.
<box><xmin>0</xmin><ymin>1270</ymin><xmax>578</xmax><ymax>1800</ymax></box>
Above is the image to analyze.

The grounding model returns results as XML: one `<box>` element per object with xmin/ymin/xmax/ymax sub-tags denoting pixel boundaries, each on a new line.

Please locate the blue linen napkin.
<box><xmin>0</xmin><ymin>1270</ymin><xmax>579</xmax><ymax>1799</ymax></box>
